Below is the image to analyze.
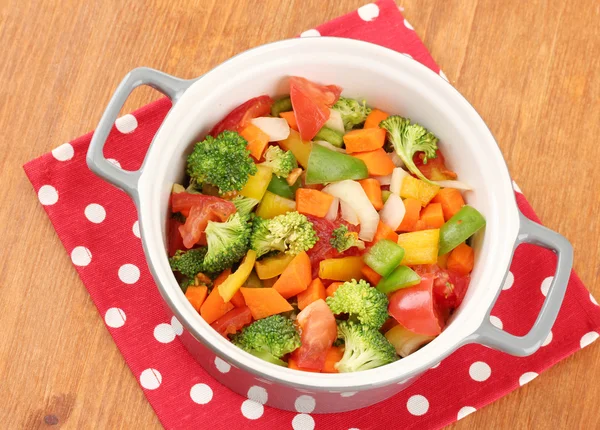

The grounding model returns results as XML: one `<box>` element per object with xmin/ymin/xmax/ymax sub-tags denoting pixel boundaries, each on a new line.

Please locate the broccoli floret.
<box><xmin>186</xmin><ymin>131</ymin><xmax>258</xmax><ymax>194</ymax></box>
<box><xmin>202</xmin><ymin>213</ymin><xmax>251</xmax><ymax>273</ymax></box>
<box><xmin>250</xmin><ymin>212</ymin><xmax>318</xmax><ymax>258</ymax></box>
<box><xmin>379</xmin><ymin>116</ymin><xmax>439</xmax><ymax>185</ymax></box>
<box><xmin>335</xmin><ymin>320</ymin><xmax>397</xmax><ymax>372</ymax></box>
<box><xmin>232</xmin><ymin>315</ymin><xmax>301</xmax><ymax>365</ymax></box>
<box><xmin>330</xmin><ymin>225</ymin><xmax>365</xmax><ymax>253</ymax></box>
<box><xmin>169</xmin><ymin>248</ymin><xmax>207</xmax><ymax>278</ymax></box>
<box><xmin>326</xmin><ymin>279</ymin><xmax>389</xmax><ymax>329</ymax></box>
<box><xmin>232</xmin><ymin>195</ymin><xmax>259</xmax><ymax>217</ymax></box>
<box><xmin>331</xmin><ymin>97</ymin><xmax>372</xmax><ymax>131</ymax></box>
<box><xmin>262</xmin><ymin>146</ymin><xmax>297</xmax><ymax>178</ymax></box>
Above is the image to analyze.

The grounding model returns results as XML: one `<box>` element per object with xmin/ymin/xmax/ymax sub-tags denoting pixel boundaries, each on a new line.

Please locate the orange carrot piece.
<box><xmin>372</xmin><ymin>221</ymin><xmax>399</xmax><ymax>243</ymax></box>
<box><xmin>200</xmin><ymin>269</ymin><xmax>234</xmax><ymax>324</ymax></box>
<box><xmin>296</xmin><ymin>188</ymin><xmax>335</xmax><ymax>218</ymax></box>
<box><xmin>397</xmin><ymin>198</ymin><xmax>422</xmax><ymax>232</ymax></box>
<box><xmin>273</xmin><ymin>251</ymin><xmax>312</xmax><ymax>299</ymax></box>
<box><xmin>240</xmin><ymin>123</ymin><xmax>270</xmax><ymax>160</ymax></box>
<box><xmin>364</xmin><ymin>109</ymin><xmax>390</xmax><ymax>129</ymax></box>
<box><xmin>297</xmin><ymin>278</ymin><xmax>327</xmax><ymax>310</ymax></box>
<box><xmin>420</xmin><ymin>202</ymin><xmax>445</xmax><ymax>229</ymax></box>
<box><xmin>240</xmin><ymin>287</ymin><xmax>294</xmax><ymax>320</ymax></box>
<box><xmin>326</xmin><ymin>281</ymin><xmax>344</xmax><ymax>297</ymax></box>
<box><xmin>262</xmin><ymin>276</ymin><xmax>278</xmax><ymax>288</ymax></box>
<box><xmin>352</xmin><ymin>148</ymin><xmax>395</xmax><ymax>176</ymax></box>
<box><xmin>361</xmin><ymin>265</ymin><xmax>382</xmax><ymax>285</ymax></box>
<box><xmin>230</xmin><ymin>289</ymin><xmax>246</xmax><ymax>308</ymax></box>
<box><xmin>288</xmin><ymin>357</ymin><xmax>320</xmax><ymax>372</ymax></box>
<box><xmin>431</xmin><ymin>188</ymin><xmax>465</xmax><ymax>221</ymax></box>
<box><xmin>343</xmin><ymin>128</ymin><xmax>387</xmax><ymax>153</ymax></box>
<box><xmin>359</xmin><ymin>178</ymin><xmax>383</xmax><ymax>210</ymax></box>
<box><xmin>412</xmin><ymin>219</ymin><xmax>427</xmax><ymax>231</ymax></box>
<box><xmin>185</xmin><ymin>286</ymin><xmax>208</xmax><ymax>313</ymax></box>
<box><xmin>322</xmin><ymin>346</ymin><xmax>344</xmax><ymax>373</ymax></box>
<box><xmin>279</xmin><ymin>111</ymin><xmax>298</xmax><ymax>131</ymax></box>
<box><xmin>447</xmin><ymin>243</ymin><xmax>475</xmax><ymax>275</ymax></box>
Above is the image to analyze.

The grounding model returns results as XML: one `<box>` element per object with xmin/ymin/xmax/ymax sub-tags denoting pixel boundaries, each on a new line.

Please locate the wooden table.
<box><xmin>2</xmin><ymin>0</ymin><xmax>599</xmax><ymax>428</ymax></box>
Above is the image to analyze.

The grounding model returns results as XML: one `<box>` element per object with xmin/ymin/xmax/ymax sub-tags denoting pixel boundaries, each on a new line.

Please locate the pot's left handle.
<box><xmin>87</xmin><ymin>67</ymin><xmax>193</xmax><ymax>197</ymax></box>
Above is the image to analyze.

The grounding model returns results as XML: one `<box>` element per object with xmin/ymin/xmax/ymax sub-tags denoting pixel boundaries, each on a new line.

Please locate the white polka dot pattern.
<box><xmin>469</xmin><ymin>362</ymin><xmax>491</xmax><ymax>382</ymax></box>
<box><xmin>214</xmin><ymin>357</ymin><xmax>231</xmax><ymax>373</ymax></box>
<box><xmin>294</xmin><ymin>395</ymin><xmax>316</xmax><ymax>413</ymax></box>
<box><xmin>84</xmin><ymin>203</ymin><xmax>106</xmax><ymax>223</ymax></box>
<box><xmin>518</xmin><ymin>372</ymin><xmax>538</xmax><ymax>386</ymax></box>
<box><xmin>118</xmin><ymin>264</ymin><xmax>140</xmax><ymax>284</ymax></box>
<box><xmin>292</xmin><ymin>414</ymin><xmax>315</xmax><ymax>430</ymax></box>
<box><xmin>406</xmin><ymin>395</ymin><xmax>429</xmax><ymax>416</ymax></box>
<box><xmin>140</xmin><ymin>368</ymin><xmax>162</xmax><ymax>390</ymax></box>
<box><xmin>38</xmin><ymin>185</ymin><xmax>58</xmax><ymax>205</ymax></box>
<box><xmin>115</xmin><ymin>114</ymin><xmax>138</xmax><ymax>133</ymax></box>
<box><xmin>300</xmin><ymin>29</ymin><xmax>321</xmax><ymax>38</ymax></box>
<box><xmin>404</xmin><ymin>18</ymin><xmax>414</xmax><ymax>30</ymax></box>
<box><xmin>580</xmin><ymin>332</ymin><xmax>599</xmax><ymax>348</ymax></box>
<box><xmin>51</xmin><ymin>143</ymin><xmax>74</xmax><ymax>161</ymax></box>
<box><xmin>490</xmin><ymin>316</ymin><xmax>503</xmax><ymax>330</ymax></box>
<box><xmin>241</xmin><ymin>399</ymin><xmax>263</xmax><ymax>419</ymax></box>
<box><xmin>132</xmin><ymin>220</ymin><xmax>141</xmax><ymax>238</ymax></box>
<box><xmin>357</xmin><ymin>3</ymin><xmax>380</xmax><ymax>21</ymax></box>
<box><xmin>104</xmin><ymin>307</ymin><xmax>126</xmax><ymax>328</ymax></box>
<box><xmin>502</xmin><ymin>271</ymin><xmax>514</xmax><ymax>290</ymax></box>
<box><xmin>71</xmin><ymin>246</ymin><xmax>92</xmax><ymax>267</ymax></box>
<box><xmin>541</xmin><ymin>276</ymin><xmax>553</xmax><ymax>297</ymax></box>
<box><xmin>190</xmin><ymin>383</ymin><xmax>213</xmax><ymax>404</ymax></box>
<box><xmin>154</xmin><ymin>323</ymin><xmax>176</xmax><ymax>343</ymax></box>
<box><xmin>457</xmin><ymin>406</ymin><xmax>476</xmax><ymax>420</ymax></box>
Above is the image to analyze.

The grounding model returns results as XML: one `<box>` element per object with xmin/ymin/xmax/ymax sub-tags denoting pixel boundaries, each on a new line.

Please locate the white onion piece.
<box><xmin>325</xmin><ymin>109</ymin><xmax>345</xmax><ymax>134</ymax></box>
<box><xmin>434</xmin><ymin>180</ymin><xmax>473</xmax><ymax>190</ymax></box>
<box><xmin>250</xmin><ymin>117</ymin><xmax>290</xmax><ymax>141</ymax></box>
<box><xmin>314</xmin><ymin>140</ymin><xmax>346</xmax><ymax>153</ymax></box>
<box><xmin>390</xmin><ymin>167</ymin><xmax>410</xmax><ymax>195</ymax></box>
<box><xmin>387</xmin><ymin>151</ymin><xmax>405</xmax><ymax>167</ymax></box>
<box><xmin>323</xmin><ymin>180</ymin><xmax>379</xmax><ymax>241</ymax></box>
<box><xmin>340</xmin><ymin>201</ymin><xmax>359</xmax><ymax>225</ymax></box>
<box><xmin>374</xmin><ymin>174</ymin><xmax>392</xmax><ymax>186</ymax></box>
<box><xmin>325</xmin><ymin>197</ymin><xmax>340</xmax><ymax>222</ymax></box>
<box><xmin>379</xmin><ymin>193</ymin><xmax>405</xmax><ymax>230</ymax></box>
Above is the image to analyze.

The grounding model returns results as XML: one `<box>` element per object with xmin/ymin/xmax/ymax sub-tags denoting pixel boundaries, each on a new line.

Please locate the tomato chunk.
<box><xmin>293</xmin><ymin>299</ymin><xmax>337</xmax><ymax>371</ymax></box>
<box><xmin>209</xmin><ymin>95</ymin><xmax>273</xmax><ymax>137</ymax></box>
<box><xmin>176</xmin><ymin>195</ymin><xmax>236</xmax><ymax>248</ymax></box>
<box><xmin>210</xmin><ymin>306</ymin><xmax>253</xmax><ymax>337</ymax></box>
<box><xmin>413</xmin><ymin>149</ymin><xmax>457</xmax><ymax>181</ymax></box>
<box><xmin>167</xmin><ymin>217</ymin><xmax>186</xmax><ymax>257</ymax></box>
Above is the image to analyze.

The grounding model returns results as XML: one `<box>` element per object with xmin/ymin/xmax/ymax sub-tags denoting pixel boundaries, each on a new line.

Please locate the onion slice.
<box><xmin>325</xmin><ymin>197</ymin><xmax>340</xmax><ymax>222</ymax></box>
<box><xmin>324</xmin><ymin>109</ymin><xmax>345</xmax><ymax>134</ymax></box>
<box><xmin>387</xmin><ymin>151</ymin><xmax>405</xmax><ymax>167</ymax></box>
<box><xmin>374</xmin><ymin>174</ymin><xmax>392</xmax><ymax>186</ymax></box>
<box><xmin>433</xmin><ymin>180</ymin><xmax>473</xmax><ymax>190</ymax></box>
<box><xmin>323</xmin><ymin>180</ymin><xmax>379</xmax><ymax>241</ymax></box>
<box><xmin>340</xmin><ymin>201</ymin><xmax>359</xmax><ymax>225</ymax></box>
<box><xmin>250</xmin><ymin>117</ymin><xmax>290</xmax><ymax>141</ymax></box>
<box><xmin>379</xmin><ymin>193</ymin><xmax>405</xmax><ymax>230</ymax></box>
<box><xmin>313</xmin><ymin>140</ymin><xmax>347</xmax><ymax>153</ymax></box>
<box><xmin>390</xmin><ymin>167</ymin><xmax>410</xmax><ymax>195</ymax></box>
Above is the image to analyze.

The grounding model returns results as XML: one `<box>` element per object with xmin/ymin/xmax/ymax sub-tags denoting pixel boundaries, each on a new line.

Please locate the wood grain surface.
<box><xmin>1</xmin><ymin>0</ymin><xmax>599</xmax><ymax>428</ymax></box>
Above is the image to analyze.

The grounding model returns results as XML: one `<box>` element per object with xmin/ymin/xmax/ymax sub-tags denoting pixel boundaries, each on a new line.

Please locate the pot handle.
<box><xmin>470</xmin><ymin>211</ymin><xmax>573</xmax><ymax>356</ymax></box>
<box><xmin>86</xmin><ymin>67</ymin><xmax>193</xmax><ymax>197</ymax></box>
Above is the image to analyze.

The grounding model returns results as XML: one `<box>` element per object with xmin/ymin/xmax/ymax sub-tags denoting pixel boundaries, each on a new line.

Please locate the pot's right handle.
<box><xmin>471</xmin><ymin>211</ymin><xmax>573</xmax><ymax>357</ymax></box>
<box><xmin>86</xmin><ymin>67</ymin><xmax>193</xmax><ymax>197</ymax></box>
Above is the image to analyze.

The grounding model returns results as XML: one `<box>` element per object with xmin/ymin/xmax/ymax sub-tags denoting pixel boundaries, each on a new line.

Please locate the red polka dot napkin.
<box><xmin>23</xmin><ymin>1</ymin><xmax>600</xmax><ymax>429</ymax></box>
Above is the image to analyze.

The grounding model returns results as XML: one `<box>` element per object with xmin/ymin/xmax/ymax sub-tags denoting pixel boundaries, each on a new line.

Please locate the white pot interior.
<box><xmin>137</xmin><ymin>37</ymin><xmax>520</xmax><ymax>390</ymax></box>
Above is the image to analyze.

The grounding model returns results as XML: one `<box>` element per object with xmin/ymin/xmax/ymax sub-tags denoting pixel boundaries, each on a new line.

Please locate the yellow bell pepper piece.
<box><xmin>172</xmin><ymin>183</ymin><xmax>185</xmax><ymax>193</ymax></box>
<box><xmin>400</xmin><ymin>176</ymin><xmax>440</xmax><ymax>207</ymax></box>
<box><xmin>278</xmin><ymin>129</ymin><xmax>312</xmax><ymax>169</ymax></box>
<box><xmin>397</xmin><ymin>229</ymin><xmax>440</xmax><ymax>265</ymax></box>
<box><xmin>319</xmin><ymin>256</ymin><xmax>365</xmax><ymax>281</ymax></box>
<box><xmin>218</xmin><ymin>249</ymin><xmax>257</xmax><ymax>302</ymax></box>
<box><xmin>254</xmin><ymin>252</ymin><xmax>295</xmax><ymax>279</ymax></box>
<box><xmin>240</xmin><ymin>165</ymin><xmax>272</xmax><ymax>201</ymax></box>
<box><xmin>255</xmin><ymin>191</ymin><xmax>296</xmax><ymax>219</ymax></box>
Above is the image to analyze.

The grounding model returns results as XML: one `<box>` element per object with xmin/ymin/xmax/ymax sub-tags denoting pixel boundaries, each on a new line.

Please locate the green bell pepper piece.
<box><xmin>267</xmin><ymin>175</ymin><xmax>299</xmax><ymax>200</ymax></box>
<box><xmin>305</xmin><ymin>144</ymin><xmax>369</xmax><ymax>184</ymax></box>
<box><xmin>363</xmin><ymin>239</ymin><xmax>405</xmax><ymax>277</ymax></box>
<box><xmin>271</xmin><ymin>96</ymin><xmax>292</xmax><ymax>117</ymax></box>
<box><xmin>438</xmin><ymin>205</ymin><xmax>486</xmax><ymax>255</ymax></box>
<box><xmin>376</xmin><ymin>265</ymin><xmax>421</xmax><ymax>294</ymax></box>
<box><xmin>314</xmin><ymin>126</ymin><xmax>344</xmax><ymax>148</ymax></box>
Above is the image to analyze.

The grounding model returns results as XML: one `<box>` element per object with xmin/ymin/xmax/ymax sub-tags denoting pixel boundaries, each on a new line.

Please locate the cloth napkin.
<box><xmin>24</xmin><ymin>1</ymin><xmax>600</xmax><ymax>429</ymax></box>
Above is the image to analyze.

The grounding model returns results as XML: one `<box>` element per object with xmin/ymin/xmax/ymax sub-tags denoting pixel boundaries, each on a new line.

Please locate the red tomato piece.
<box><xmin>413</xmin><ymin>149</ymin><xmax>458</xmax><ymax>181</ymax></box>
<box><xmin>293</xmin><ymin>299</ymin><xmax>337</xmax><ymax>371</ymax></box>
<box><xmin>210</xmin><ymin>306</ymin><xmax>253</xmax><ymax>337</ymax></box>
<box><xmin>289</xmin><ymin>76</ymin><xmax>342</xmax><ymax>141</ymax></box>
<box><xmin>388</xmin><ymin>274</ymin><xmax>444</xmax><ymax>336</ymax></box>
<box><xmin>167</xmin><ymin>217</ymin><xmax>186</xmax><ymax>256</ymax></box>
<box><xmin>171</xmin><ymin>192</ymin><xmax>235</xmax><ymax>218</ymax></box>
<box><xmin>209</xmin><ymin>95</ymin><xmax>274</xmax><ymax>137</ymax></box>
<box><xmin>413</xmin><ymin>264</ymin><xmax>471</xmax><ymax>312</ymax></box>
<box><xmin>178</xmin><ymin>198</ymin><xmax>236</xmax><ymax>248</ymax></box>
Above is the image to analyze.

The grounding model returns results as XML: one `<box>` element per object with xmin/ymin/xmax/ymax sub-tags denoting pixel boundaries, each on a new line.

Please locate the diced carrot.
<box><xmin>200</xmin><ymin>269</ymin><xmax>234</xmax><ymax>324</ymax></box>
<box><xmin>240</xmin><ymin>123</ymin><xmax>270</xmax><ymax>160</ymax></box>
<box><xmin>364</xmin><ymin>109</ymin><xmax>390</xmax><ymax>129</ymax></box>
<box><xmin>240</xmin><ymin>287</ymin><xmax>294</xmax><ymax>320</ymax></box>
<box><xmin>420</xmin><ymin>203</ymin><xmax>445</xmax><ymax>229</ymax></box>
<box><xmin>372</xmin><ymin>221</ymin><xmax>399</xmax><ymax>243</ymax></box>
<box><xmin>343</xmin><ymin>128</ymin><xmax>387</xmax><ymax>153</ymax></box>
<box><xmin>352</xmin><ymin>148</ymin><xmax>395</xmax><ymax>176</ymax></box>
<box><xmin>296</xmin><ymin>188</ymin><xmax>335</xmax><ymax>218</ymax></box>
<box><xmin>288</xmin><ymin>357</ymin><xmax>320</xmax><ymax>372</ymax></box>
<box><xmin>185</xmin><ymin>286</ymin><xmax>208</xmax><ymax>313</ymax></box>
<box><xmin>230</xmin><ymin>289</ymin><xmax>246</xmax><ymax>308</ymax></box>
<box><xmin>322</xmin><ymin>346</ymin><xmax>344</xmax><ymax>373</ymax></box>
<box><xmin>279</xmin><ymin>111</ymin><xmax>298</xmax><ymax>131</ymax></box>
<box><xmin>262</xmin><ymin>276</ymin><xmax>278</xmax><ymax>288</ymax></box>
<box><xmin>359</xmin><ymin>178</ymin><xmax>383</xmax><ymax>210</ymax></box>
<box><xmin>273</xmin><ymin>251</ymin><xmax>312</xmax><ymax>299</ymax></box>
<box><xmin>361</xmin><ymin>265</ymin><xmax>382</xmax><ymax>285</ymax></box>
<box><xmin>412</xmin><ymin>219</ymin><xmax>427</xmax><ymax>231</ymax></box>
<box><xmin>397</xmin><ymin>198</ymin><xmax>422</xmax><ymax>232</ymax></box>
<box><xmin>297</xmin><ymin>278</ymin><xmax>327</xmax><ymax>310</ymax></box>
<box><xmin>431</xmin><ymin>188</ymin><xmax>465</xmax><ymax>221</ymax></box>
<box><xmin>447</xmin><ymin>243</ymin><xmax>475</xmax><ymax>275</ymax></box>
<box><xmin>326</xmin><ymin>281</ymin><xmax>344</xmax><ymax>297</ymax></box>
